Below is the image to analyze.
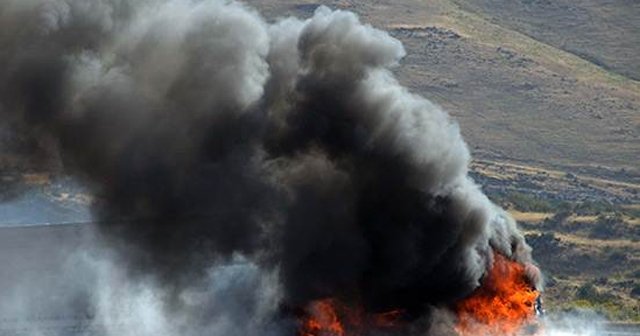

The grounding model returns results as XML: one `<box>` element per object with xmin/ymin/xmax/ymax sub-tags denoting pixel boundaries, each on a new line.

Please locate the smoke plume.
<box><xmin>0</xmin><ymin>0</ymin><xmax>539</xmax><ymax>334</ymax></box>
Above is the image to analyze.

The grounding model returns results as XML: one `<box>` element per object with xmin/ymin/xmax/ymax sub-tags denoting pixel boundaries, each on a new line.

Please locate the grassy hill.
<box><xmin>250</xmin><ymin>0</ymin><xmax>640</xmax><ymax>179</ymax></box>
<box><xmin>452</xmin><ymin>0</ymin><xmax>640</xmax><ymax>81</ymax></box>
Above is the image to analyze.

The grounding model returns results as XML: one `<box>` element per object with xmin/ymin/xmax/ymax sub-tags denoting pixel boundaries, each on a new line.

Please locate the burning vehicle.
<box><xmin>295</xmin><ymin>253</ymin><xmax>544</xmax><ymax>336</ymax></box>
<box><xmin>0</xmin><ymin>1</ymin><xmax>546</xmax><ymax>335</ymax></box>
<box><xmin>454</xmin><ymin>254</ymin><xmax>543</xmax><ymax>336</ymax></box>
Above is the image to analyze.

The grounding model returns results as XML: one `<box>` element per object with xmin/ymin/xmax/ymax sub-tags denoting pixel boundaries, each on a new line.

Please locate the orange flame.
<box><xmin>455</xmin><ymin>254</ymin><xmax>539</xmax><ymax>336</ymax></box>
<box><xmin>298</xmin><ymin>299</ymin><xmax>403</xmax><ymax>336</ymax></box>
<box><xmin>300</xmin><ymin>299</ymin><xmax>346</xmax><ymax>336</ymax></box>
<box><xmin>298</xmin><ymin>254</ymin><xmax>539</xmax><ymax>336</ymax></box>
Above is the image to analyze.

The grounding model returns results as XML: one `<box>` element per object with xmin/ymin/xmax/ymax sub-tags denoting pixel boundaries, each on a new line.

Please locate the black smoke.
<box><xmin>0</xmin><ymin>1</ymin><xmax>539</xmax><ymax>334</ymax></box>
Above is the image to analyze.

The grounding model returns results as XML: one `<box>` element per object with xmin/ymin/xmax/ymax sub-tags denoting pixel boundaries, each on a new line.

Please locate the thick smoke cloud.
<box><xmin>0</xmin><ymin>0</ymin><xmax>539</xmax><ymax>333</ymax></box>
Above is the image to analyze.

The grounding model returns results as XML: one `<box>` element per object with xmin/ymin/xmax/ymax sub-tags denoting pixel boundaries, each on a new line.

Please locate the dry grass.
<box><xmin>570</xmin><ymin>215</ymin><xmax>599</xmax><ymax>223</ymax></box>
<box><xmin>508</xmin><ymin>210</ymin><xmax>551</xmax><ymax>223</ymax></box>
<box><xmin>473</xmin><ymin>159</ymin><xmax>640</xmax><ymax>198</ymax></box>
<box><xmin>544</xmin><ymin>230</ymin><xmax>638</xmax><ymax>250</ymax></box>
<box><xmin>625</xmin><ymin>216</ymin><xmax>640</xmax><ymax>226</ymax></box>
<box><xmin>250</xmin><ymin>0</ymin><xmax>640</xmax><ymax>173</ymax></box>
<box><xmin>434</xmin><ymin>0</ymin><xmax>640</xmax><ymax>92</ymax></box>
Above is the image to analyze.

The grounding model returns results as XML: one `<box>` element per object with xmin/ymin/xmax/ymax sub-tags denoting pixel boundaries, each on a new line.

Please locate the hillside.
<box><xmin>249</xmin><ymin>0</ymin><xmax>640</xmax><ymax>180</ymax></box>
<box><xmin>471</xmin><ymin>160</ymin><xmax>639</xmax><ymax>321</ymax></box>
<box><xmin>452</xmin><ymin>0</ymin><xmax>640</xmax><ymax>81</ymax></box>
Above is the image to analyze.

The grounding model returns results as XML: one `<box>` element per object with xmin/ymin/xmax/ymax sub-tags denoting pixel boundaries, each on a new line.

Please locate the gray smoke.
<box><xmin>0</xmin><ymin>0</ymin><xmax>540</xmax><ymax>334</ymax></box>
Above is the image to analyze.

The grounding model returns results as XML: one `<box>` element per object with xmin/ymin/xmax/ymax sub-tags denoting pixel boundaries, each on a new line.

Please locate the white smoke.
<box><xmin>540</xmin><ymin>311</ymin><xmax>607</xmax><ymax>336</ymax></box>
<box><xmin>86</xmin><ymin>250</ymin><xmax>284</xmax><ymax>336</ymax></box>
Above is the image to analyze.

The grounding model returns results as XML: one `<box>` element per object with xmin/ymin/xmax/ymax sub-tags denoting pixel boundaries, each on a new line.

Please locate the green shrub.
<box><xmin>574</xmin><ymin>200</ymin><xmax>617</xmax><ymax>215</ymax></box>
<box><xmin>576</xmin><ymin>283</ymin><xmax>600</xmax><ymax>301</ymax></box>
<box><xmin>590</xmin><ymin>213</ymin><xmax>629</xmax><ymax>239</ymax></box>
<box><xmin>504</xmin><ymin>191</ymin><xmax>555</xmax><ymax>212</ymax></box>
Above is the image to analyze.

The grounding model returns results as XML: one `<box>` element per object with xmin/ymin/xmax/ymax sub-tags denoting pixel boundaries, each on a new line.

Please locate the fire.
<box><xmin>455</xmin><ymin>253</ymin><xmax>539</xmax><ymax>336</ymax></box>
<box><xmin>299</xmin><ymin>299</ymin><xmax>345</xmax><ymax>336</ymax></box>
<box><xmin>298</xmin><ymin>254</ymin><xmax>540</xmax><ymax>336</ymax></box>
<box><xmin>298</xmin><ymin>299</ymin><xmax>403</xmax><ymax>336</ymax></box>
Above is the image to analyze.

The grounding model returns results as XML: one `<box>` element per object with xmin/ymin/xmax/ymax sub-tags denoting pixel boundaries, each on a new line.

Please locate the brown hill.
<box><xmin>249</xmin><ymin>0</ymin><xmax>640</xmax><ymax>180</ymax></box>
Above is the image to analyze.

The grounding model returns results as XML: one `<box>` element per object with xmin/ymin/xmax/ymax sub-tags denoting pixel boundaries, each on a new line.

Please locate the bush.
<box><xmin>574</xmin><ymin>200</ymin><xmax>617</xmax><ymax>216</ymax></box>
<box><xmin>504</xmin><ymin>192</ymin><xmax>555</xmax><ymax>212</ymax></box>
<box><xmin>631</xmin><ymin>284</ymin><xmax>640</xmax><ymax>298</ymax></box>
<box><xmin>576</xmin><ymin>283</ymin><xmax>600</xmax><ymax>301</ymax></box>
<box><xmin>590</xmin><ymin>213</ymin><xmax>627</xmax><ymax>239</ymax></box>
